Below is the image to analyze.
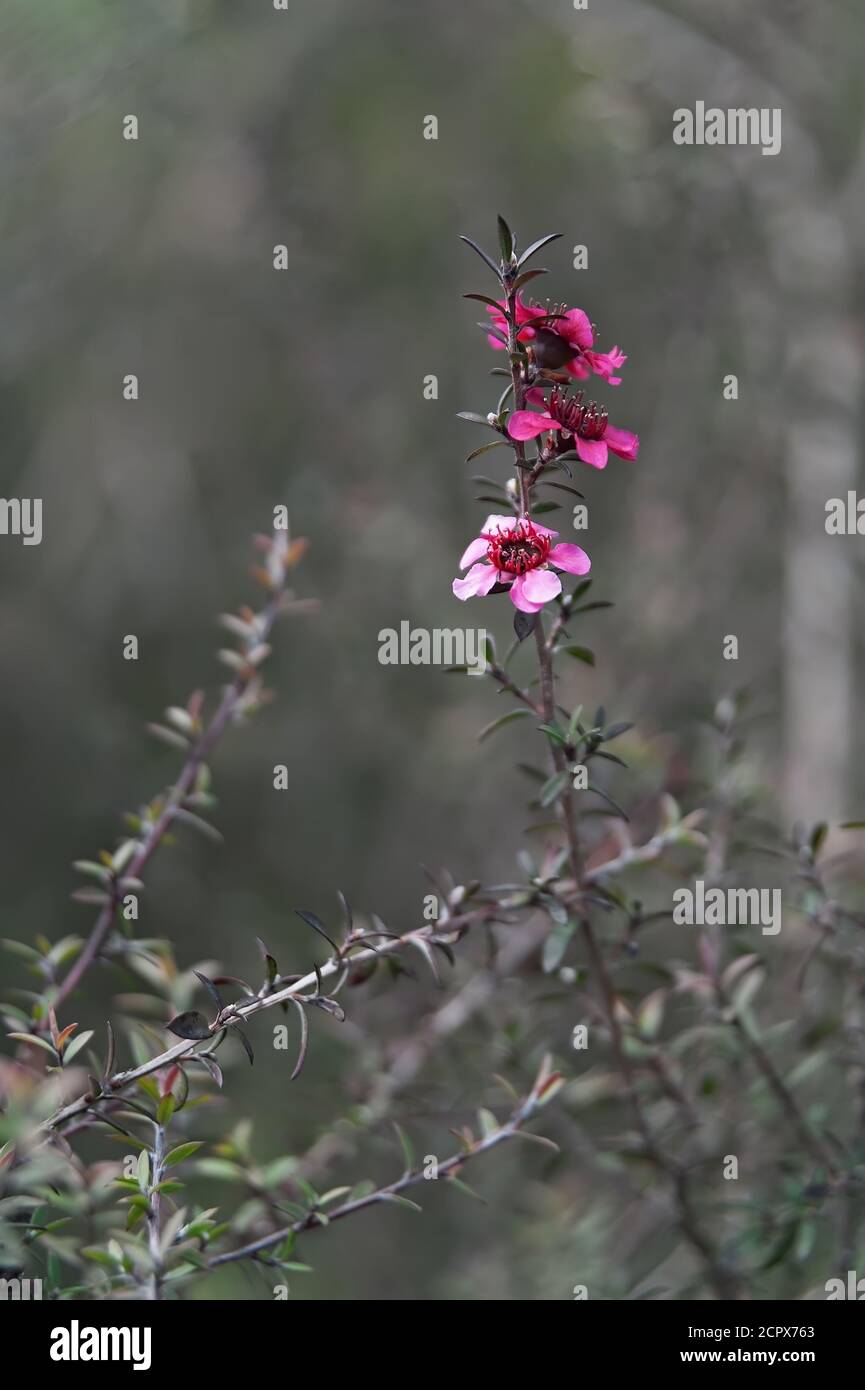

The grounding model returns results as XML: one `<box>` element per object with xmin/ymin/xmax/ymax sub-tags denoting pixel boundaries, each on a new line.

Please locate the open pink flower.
<box><xmin>453</xmin><ymin>514</ymin><xmax>590</xmax><ymax>613</ymax></box>
<box><xmin>507</xmin><ymin>387</ymin><xmax>639</xmax><ymax>470</ymax></box>
<box><xmin>486</xmin><ymin>295</ymin><xmax>626</xmax><ymax>385</ymax></box>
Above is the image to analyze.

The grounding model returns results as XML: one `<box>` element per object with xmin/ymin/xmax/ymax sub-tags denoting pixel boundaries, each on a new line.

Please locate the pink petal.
<box><xmin>559</xmin><ymin>308</ymin><xmax>594</xmax><ymax>349</ymax></box>
<box><xmin>459</xmin><ymin>536</ymin><xmax>489</xmax><ymax>569</ymax></box>
<box><xmin>485</xmin><ymin>296</ymin><xmax>542</xmax><ymax>345</ymax></box>
<box><xmin>575</xmin><ymin>437</ymin><xmax>609</xmax><ymax>469</ymax></box>
<box><xmin>586</xmin><ymin>346</ymin><xmax>627</xmax><ymax>386</ymax></box>
<box><xmin>550</xmin><ymin>543</ymin><xmax>591</xmax><ymax>576</ymax></box>
<box><xmin>525</xmin><ymin>387</ymin><xmax>548</xmax><ymax>406</ymax></box>
<box><xmin>453</xmin><ymin>562</ymin><xmax>498</xmax><ymax>600</ymax></box>
<box><xmin>508</xmin><ymin>574</ymin><xmax>546</xmax><ymax>613</ymax></box>
<box><xmin>565</xmin><ymin>356</ymin><xmax>590</xmax><ymax>380</ymax></box>
<box><xmin>507</xmin><ymin>411</ymin><xmax>557</xmax><ymax>441</ymax></box>
<box><xmin>482</xmin><ymin>513</ymin><xmax>557</xmax><ymax>541</ymax></box>
<box><xmin>481</xmin><ymin>513</ymin><xmax>519</xmax><ymax>535</ymax></box>
<box><xmin>521</xmin><ymin>568</ymin><xmax>562</xmax><ymax>605</ymax></box>
<box><xmin>514</xmin><ymin>295</ymin><xmax>545</xmax><ymax>330</ymax></box>
<box><xmin>605</xmin><ymin>427</ymin><xmax>640</xmax><ymax>461</ymax></box>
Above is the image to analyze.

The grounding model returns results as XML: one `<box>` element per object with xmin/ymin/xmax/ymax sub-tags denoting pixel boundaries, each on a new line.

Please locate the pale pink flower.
<box><xmin>453</xmin><ymin>514</ymin><xmax>590</xmax><ymax>614</ymax></box>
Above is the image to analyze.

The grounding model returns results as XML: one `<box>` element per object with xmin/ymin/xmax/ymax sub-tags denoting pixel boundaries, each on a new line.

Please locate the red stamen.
<box><xmin>548</xmin><ymin>388</ymin><xmax>608</xmax><ymax>441</ymax></box>
<box><xmin>483</xmin><ymin>517</ymin><xmax>552</xmax><ymax>576</ymax></box>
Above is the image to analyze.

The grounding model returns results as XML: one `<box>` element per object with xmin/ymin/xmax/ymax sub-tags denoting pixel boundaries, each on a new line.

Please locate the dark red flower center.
<box><xmin>520</xmin><ymin>303</ymin><xmax>597</xmax><ymax>371</ymax></box>
<box><xmin>483</xmin><ymin>518</ymin><xmax>552</xmax><ymax>576</ymax></box>
<box><xmin>548</xmin><ymin>387</ymin><xmax>608</xmax><ymax>441</ymax></box>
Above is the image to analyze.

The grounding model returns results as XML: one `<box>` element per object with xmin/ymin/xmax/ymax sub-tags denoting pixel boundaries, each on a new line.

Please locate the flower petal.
<box><xmin>550</xmin><ymin>543</ymin><xmax>591</xmax><ymax>576</ymax></box>
<box><xmin>507</xmin><ymin>411</ymin><xmax>557</xmax><ymax>441</ymax></box>
<box><xmin>508</xmin><ymin>574</ymin><xmax>546</xmax><ymax>613</ymax></box>
<box><xmin>481</xmin><ymin>513</ymin><xmax>518</xmax><ymax>535</ymax></box>
<box><xmin>586</xmin><ymin>346</ymin><xmax>627</xmax><ymax>386</ymax></box>
<box><xmin>559</xmin><ymin>308</ymin><xmax>594</xmax><ymax>349</ymax></box>
<box><xmin>514</xmin><ymin>295</ymin><xmax>544</xmax><ymax>333</ymax></box>
<box><xmin>604</xmin><ymin>426</ymin><xmax>640</xmax><ymax>461</ymax></box>
<box><xmin>459</xmin><ymin>536</ymin><xmax>489</xmax><ymax>569</ymax></box>
<box><xmin>453</xmin><ymin>562</ymin><xmax>498</xmax><ymax>600</ymax></box>
<box><xmin>520</xmin><ymin>568</ymin><xmax>562</xmax><ymax>605</ymax></box>
<box><xmin>575</xmin><ymin>437</ymin><xmax>609</xmax><ymax>469</ymax></box>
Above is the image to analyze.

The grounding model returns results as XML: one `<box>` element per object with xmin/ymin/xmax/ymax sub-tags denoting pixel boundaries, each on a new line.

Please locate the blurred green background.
<box><xmin>1</xmin><ymin>0</ymin><xmax>864</xmax><ymax>1298</ymax></box>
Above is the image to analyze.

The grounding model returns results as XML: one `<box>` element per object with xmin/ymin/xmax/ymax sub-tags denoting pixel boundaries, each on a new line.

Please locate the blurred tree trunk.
<box><xmin>778</xmin><ymin>195</ymin><xmax>858</xmax><ymax>822</ymax></box>
<box><xmin>610</xmin><ymin>0</ymin><xmax>864</xmax><ymax>822</ymax></box>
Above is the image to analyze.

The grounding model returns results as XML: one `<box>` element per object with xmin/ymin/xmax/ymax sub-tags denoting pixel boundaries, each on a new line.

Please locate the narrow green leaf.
<box><xmin>478</xmin><ymin>708</ymin><xmax>532</xmax><ymax>742</ymax></box>
<box><xmin>164</xmin><ymin>1142</ymin><xmax>203</xmax><ymax>1168</ymax></box>
<box><xmin>517</xmin><ymin>232</ymin><xmax>562</xmax><ymax>267</ymax></box>
<box><xmin>562</xmin><ymin>645</ymin><xmax>595</xmax><ymax>666</ymax></box>
<box><xmin>459</xmin><ymin>234</ymin><xmax>502</xmax><ymax>281</ymax></box>
<box><xmin>62</xmin><ymin>1029</ymin><xmax>94</xmax><ymax>1063</ymax></box>
<box><xmin>539</xmin><ymin>771</ymin><xmax>569</xmax><ymax>808</ymax></box>
<box><xmin>394</xmin><ymin>1123</ymin><xmax>416</xmax><ymax>1174</ymax></box>
<box><xmin>447</xmin><ymin>1176</ymin><xmax>486</xmax><ymax>1203</ymax></box>
<box><xmin>137</xmin><ymin>1150</ymin><xmax>150</xmax><ymax>1193</ymax></box>
<box><xmin>496</xmin><ymin>214</ymin><xmax>514</xmax><ymax>263</ymax></box>
<box><xmin>380</xmin><ymin>1192</ymin><xmax>423</xmax><ymax>1214</ymax></box>
<box><xmin>294</xmin><ymin>909</ymin><xmax>339</xmax><ymax>954</ymax></box>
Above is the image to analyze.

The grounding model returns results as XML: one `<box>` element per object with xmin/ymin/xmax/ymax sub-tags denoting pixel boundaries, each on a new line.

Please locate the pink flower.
<box><xmin>486</xmin><ymin>295</ymin><xmax>626</xmax><ymax>385</ymax></box>
<box><xmin>452</xmin><ymin>514</ymin><xmax>590</xmax><ymax>613</ymax></box>
<box><xmin>507</xmin><ymin>387</ymin><xmax>640</xmax><ymax>470</ymax></box>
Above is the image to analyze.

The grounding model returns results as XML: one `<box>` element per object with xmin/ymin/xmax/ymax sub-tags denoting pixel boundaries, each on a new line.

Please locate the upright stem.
<box><xmin>146</xmin><ymin>1123</ymin><xmax>166</xmax><ymax>1301</ymax></box>
<box><xmin>503</xmin><ymin>267</ymin><xmax>738</xmax><ymax>1299</ymax></box>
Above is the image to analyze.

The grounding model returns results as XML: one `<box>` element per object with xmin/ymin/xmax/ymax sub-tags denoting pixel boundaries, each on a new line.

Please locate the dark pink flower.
<box><xmin>507</xmin><ymin>387</ymin><xmax>640</xmax><ymax>470</ymax></box>
<box><xmin>453</xmin><ymin>513</ymin><xmax>590</xmax><ymax>613</ymax></box>
<box><xmin>486</xmin><ymin>295</ymin><xmax>626</xmax><ymax>385</ymax></box>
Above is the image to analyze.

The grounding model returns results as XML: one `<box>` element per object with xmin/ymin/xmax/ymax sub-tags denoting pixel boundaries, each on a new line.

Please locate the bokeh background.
<box><xmin>1</xmin><ymin>0</ymin><xmax>864</xmax><ymax>1299</ymax></box>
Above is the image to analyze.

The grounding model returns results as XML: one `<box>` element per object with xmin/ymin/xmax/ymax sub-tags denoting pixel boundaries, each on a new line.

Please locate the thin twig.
<box><xmin>208</xmin><ymin>1087</ymin><xmax>546</xmax><ymax>1270</ymax></box>
<box><xmin>44</xmin><ymin>908</ymin><xmax>492</xmax><ymax>1132</ymax></box>
<box><xmin>52</xmin><ymin>544</ymin><xmax>297</xmax><ymax>1019</ymax></box>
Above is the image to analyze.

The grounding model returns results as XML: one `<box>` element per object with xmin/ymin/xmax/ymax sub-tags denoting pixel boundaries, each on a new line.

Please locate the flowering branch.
<box><xmin>6</xmin><ymin>214</ymin><xmax>860</xmax><ymax>1305</ymax></box>
<box><xmin>456</xmin><ymin>219</ymin><xmax>744</xmax><ymax>1299</ymax></box>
